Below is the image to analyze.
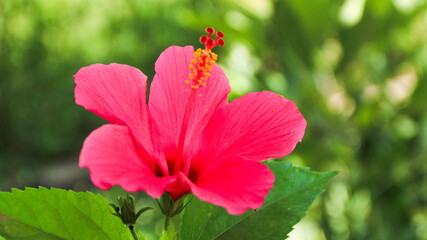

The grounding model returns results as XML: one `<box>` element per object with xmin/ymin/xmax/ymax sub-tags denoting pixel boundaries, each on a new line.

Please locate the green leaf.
<box><xmin>179</xmin><ymin>162</ymin><xmax>338</xmax><ymax>240</ymax></box>
<box><xmin>160</xmin><ymin>228</ymin><xmax>176</xmax><ymax>240</ymax></box>
<box><xmin>0</xmin><ymin>187</ymin><xmax>132</xmax><ymax>240</ymax></box>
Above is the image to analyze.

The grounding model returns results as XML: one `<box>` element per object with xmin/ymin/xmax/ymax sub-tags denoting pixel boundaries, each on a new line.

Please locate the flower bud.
<box><xmin>157</xmin><ymin>193</ymin><xmax>189</xmax><ymax>217</ymax></box>
<box><xmin>110</xmin><ymin>194</ymin><xmax>153</xmax><ymax>226</ymax></box>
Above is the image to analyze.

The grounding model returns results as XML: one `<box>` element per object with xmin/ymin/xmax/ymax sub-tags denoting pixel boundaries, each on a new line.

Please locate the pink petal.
<box><xmin>79</xmin><ymin>124</ymin><xmax>176</xmax><ymax>198</ymax></box>
<box><xmin>74</xmin><ymin>64</ymin><xmax>164</xmax><ymax>171</ymax></box>
<box><xmin>74</xmin><ymin>63</ymin><xmax>148</xmax><ymax>126</ymax></box>
<box><xmin>195</xmin><ymin>91</ymin><xmax>307</xmax><ymax>162</ymax></box>
<box><xmin>185</xmin><ymin>157</ymin><xmax>274</xmax><ymax>215</ymax></box>
<box><xmin>149</xmin><ymin>46</ymin><xmax>231</xmax><ymax>160</ymax></box>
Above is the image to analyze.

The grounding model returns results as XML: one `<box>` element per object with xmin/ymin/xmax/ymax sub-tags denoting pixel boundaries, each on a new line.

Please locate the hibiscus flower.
<box><xmin>74</xmin><ymin>28</ymin><xmax>306</xmax><ymax>215</ymax></box>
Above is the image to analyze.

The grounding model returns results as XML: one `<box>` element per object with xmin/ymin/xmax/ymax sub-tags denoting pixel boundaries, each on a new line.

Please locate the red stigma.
<box><xmin>200</xmin><ymin>27</ymin><xmax>225</xmax><ymax>52</ymax></box>
<box><xmin>199</xmin><ymin>35</ymin><xmax>208</xmax><ymax>43</ymax></box>
<box><xmin>217</xmin><ymin>39</ymin><xmax>225</xmax><ymax>46</ymax></box>
<box><xmin>206</xmin><ymin>27</ymin><xmax>214</xmax><ymax>34</ymax></box>
<box><xmin>207</xmin><ymin>39</ymin><xmax>214</xmax><ymax>48</ymax></box>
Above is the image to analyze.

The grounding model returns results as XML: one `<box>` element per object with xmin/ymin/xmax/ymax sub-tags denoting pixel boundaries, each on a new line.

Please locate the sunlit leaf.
<box><xmin>180</xmin><ymin>162</ymin><xmax>337</xmax><ymax>240</ymax></box>
<box><xmin>160</xmin><ymin>228</ymin><xmax>176</xmax><ymax>240</ymax></box>
<box><xmin>0</xmin><ymin>187</ymin><xmax>131</xmax><ymax>240</ymax></box>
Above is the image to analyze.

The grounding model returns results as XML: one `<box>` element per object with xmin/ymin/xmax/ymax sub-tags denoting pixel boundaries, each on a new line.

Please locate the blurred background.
<box><xmin>1</xmin><ymin>0</ymin><xmax>427</xmax><ymax>239</ymax></box>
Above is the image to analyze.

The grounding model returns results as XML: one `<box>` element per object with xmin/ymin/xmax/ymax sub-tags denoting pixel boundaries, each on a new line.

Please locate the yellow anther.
<box><xmin>185</xmin><ymin>48</ymin><xmax>218</xmax><ymax>89</ymax></box>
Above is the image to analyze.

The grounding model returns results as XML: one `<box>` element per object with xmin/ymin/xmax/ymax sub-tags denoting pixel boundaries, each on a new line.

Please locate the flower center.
<box><xmin>173</xmin><ymin>28</ymin><xmax>225</xmax><ymax>175</ymax></box>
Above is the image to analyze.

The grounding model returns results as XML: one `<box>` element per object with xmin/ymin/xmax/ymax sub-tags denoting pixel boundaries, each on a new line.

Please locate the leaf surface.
<box><xmin>180</xmin><ymin>162</ymin><xmax>337</xmax><ymax>240</ymax></box>
<box><xmin>0</xmin><ymin>187</ymin><xmax>131</xmax><ymax>240</ymax></box>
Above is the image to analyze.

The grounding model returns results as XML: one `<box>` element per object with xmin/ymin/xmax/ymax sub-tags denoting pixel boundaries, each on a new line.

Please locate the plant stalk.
<box><xmin>129</xmin><ymin>226</ymin><xmax>138</xmax><ymax>240</ymax></box>
<box><xmin>164</xmin><ymin>215</ymin><xmax>171</xmax><ymax>231</ymax></box>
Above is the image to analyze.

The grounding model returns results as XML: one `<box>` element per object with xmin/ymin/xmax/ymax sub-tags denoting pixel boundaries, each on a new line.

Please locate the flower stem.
<box><xmin>129</xmin><ymin>226</ymin><xmax>139</xmax><ymax>240</ymax></box>
<box><xmin>164</xmin><ymin>215</ymin><xmax>171</xmax><ymax>231</ymax></box>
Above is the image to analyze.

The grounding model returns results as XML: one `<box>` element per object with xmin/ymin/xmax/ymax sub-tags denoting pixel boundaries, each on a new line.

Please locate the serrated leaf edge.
<box><xmin>0</xmin><ymin>187</ymin><xmax>129</xmax><ymax>240</ymax></box>
<box><xmin>210</xmin><ymin>177</ymin><xmax>331</xmax><ymax>239</ymax></box>
<box><xmin>205</xmin><ymin>168</ymin><xmax>337</xmax><ymax>240</ymax></box>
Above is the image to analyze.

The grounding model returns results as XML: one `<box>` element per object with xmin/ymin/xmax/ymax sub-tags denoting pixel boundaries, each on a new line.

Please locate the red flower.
<box><xmin>74</xmin><ymin>29</ymin><xmax>306</xmax><ymax>214</ymax></box>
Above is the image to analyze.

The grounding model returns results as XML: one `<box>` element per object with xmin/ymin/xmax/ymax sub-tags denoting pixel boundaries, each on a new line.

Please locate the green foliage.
<box><xmin>180</xmin><ymin>162</ymin><xmax>337</xmax><ymax>240</ymax></box>
<box><xmin>1</xmin><ymin>0</ymin><xmax>427</xmax><ymax>239</ymax></box>
<box><xmin>0</xmin><ymin>187</ymin><xmax>131</xmax><ymax>240</ymax></box>
<box><xmin>160</xmin><ymin>229</ymin><xmax>176</xmax><ymax>240</ymax></box>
